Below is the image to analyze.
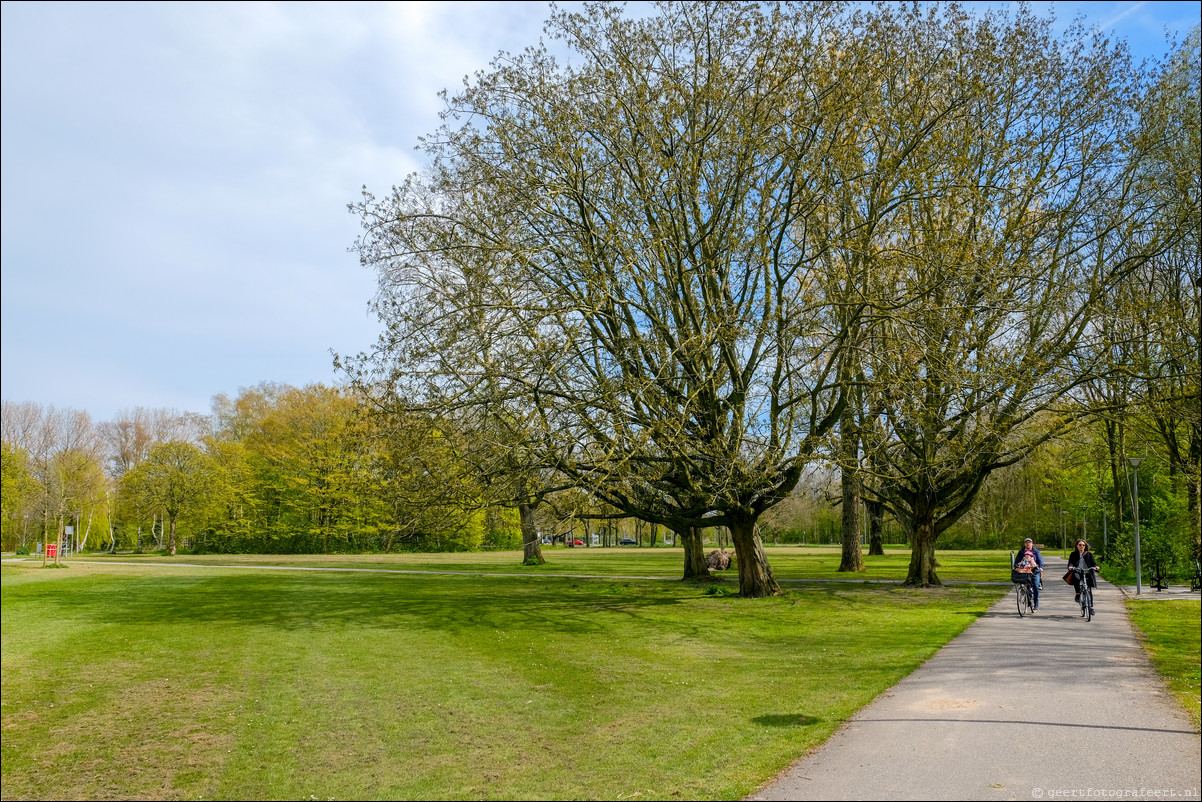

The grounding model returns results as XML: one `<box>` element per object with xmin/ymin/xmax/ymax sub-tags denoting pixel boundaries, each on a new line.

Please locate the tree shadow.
<box><xmin>23</xmin><ymin>570</ymin><xmax>698</xmax><ymax>639</ymax></box>
<box><xmin>751</xmin><ymin>713</ymin><xmax>823</xmax><ymax>727</ymax></box>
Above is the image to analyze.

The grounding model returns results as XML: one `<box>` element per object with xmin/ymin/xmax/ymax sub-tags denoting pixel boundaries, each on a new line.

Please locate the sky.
<box><xmin>2</xmin><ymin>1</ymin><xmax>1198</xmax><ymax>424</ymax></box>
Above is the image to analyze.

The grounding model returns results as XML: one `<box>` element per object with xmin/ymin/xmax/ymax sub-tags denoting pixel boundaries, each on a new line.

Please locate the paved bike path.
<box><xmin>750</xmin><ymin>556</ymin><xmax>1201</xmax><ymax>801</ymax></box>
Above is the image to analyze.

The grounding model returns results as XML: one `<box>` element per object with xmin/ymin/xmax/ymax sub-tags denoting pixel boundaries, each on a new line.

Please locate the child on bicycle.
<box><xmin>1068</xmin><ymin>539</ymin><xmax>1099</xmax><ymax>616</ymax></box>
<box><xmin>1013</xmin><ymin>537</ymin><xmax>1043</xmax><ymax>610</ymax></box>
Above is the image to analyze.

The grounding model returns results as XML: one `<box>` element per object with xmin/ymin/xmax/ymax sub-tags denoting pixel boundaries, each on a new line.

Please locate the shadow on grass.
<box><xmin>7</xmin><ymin>568</ymin><xmax>998</xmax><ymax>661</ymax></box>
<box><xmin>751</xmin><ymin>713</ymin><xmax>823</xmax><ymax>727</ymax></box>
<box><xmin>15</xmin><ymin>571</ymin><xmax>695</xmax><ymax>638</ymax></box>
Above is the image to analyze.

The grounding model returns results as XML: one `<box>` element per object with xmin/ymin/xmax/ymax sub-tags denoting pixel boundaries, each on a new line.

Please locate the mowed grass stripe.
<box><xmin>2</xmin><ymin>561</ymin><xmax>1002</xmax><ymax>800</ymax></box>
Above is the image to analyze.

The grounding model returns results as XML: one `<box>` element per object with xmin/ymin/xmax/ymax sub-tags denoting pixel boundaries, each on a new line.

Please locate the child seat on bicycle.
<box><xmin>1013</xmin><ymin>538</ymin><xmax>1043</xmax><ymax>609</ymax></box>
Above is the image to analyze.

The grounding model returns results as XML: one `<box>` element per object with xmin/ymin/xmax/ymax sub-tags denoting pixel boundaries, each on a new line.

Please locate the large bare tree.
<box><xmin>849</xmin><ymin>6</ymin><xmax>1186</xmax><ymax>585</ymax></box>
<box><xmin>351</xmin><ymin>1</ymin><xmax>867</xmax><ymax>596</ymax></box>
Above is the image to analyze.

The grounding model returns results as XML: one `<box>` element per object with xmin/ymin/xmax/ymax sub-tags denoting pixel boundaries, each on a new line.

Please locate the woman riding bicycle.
<box><xmin>1013</xmin><ymin>537</ymin><xmax>1043</xmax><ymax>610</ymax></box>
<box><xmin>1068</xmin><ymin>539</ymin><xmax>1099</xmax><ymax>616</ymax></box>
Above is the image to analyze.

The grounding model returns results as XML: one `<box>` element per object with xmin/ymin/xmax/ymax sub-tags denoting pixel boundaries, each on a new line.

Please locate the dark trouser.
<box><xmin>1073</xmin><ymin>573</ymin><xmax>1096</xmax><ymax>596</ymax></box>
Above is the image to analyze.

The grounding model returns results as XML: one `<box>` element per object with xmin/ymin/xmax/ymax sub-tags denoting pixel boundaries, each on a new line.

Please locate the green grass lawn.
<box><xmin>1125</xmin><ymin>599</ymin><xmax>1202</xmax><ymax>732</ymax></box>
<box><xmin>1</xmin><ymin>555</ymin><xmax>1004</xmax><ymax>801</ymax></box>
<box><xmin>58</xmin><ymin>545</ymin><xmax>1015</xmax><ymax>584</ymax></box>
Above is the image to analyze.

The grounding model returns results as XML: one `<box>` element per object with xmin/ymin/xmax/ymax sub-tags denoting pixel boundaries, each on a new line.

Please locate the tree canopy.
<box><xmin>352</xmin><ymin>1</ymin><xmax>864</xmax><ymax>595</ymax></box>
<box><xmin>349</xmin><ymin>1</ymin><xmax>1198</xmax><ymax>592</ymax></box>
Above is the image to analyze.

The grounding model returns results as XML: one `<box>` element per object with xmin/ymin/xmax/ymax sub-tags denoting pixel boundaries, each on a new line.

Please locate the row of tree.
<box><xmin>0</xmin><ymin>389</ymin><xmax>763</xmax><ymax>556</ymax></box>
<box><xmin>344</xmin><ymin>1</ymin><xmax>1199</xmax><ymax>594</ymax></box>
<box><xmin>2</xmin><ymin>387</ymin><xmax>733</xmax><ymax>556</ymax></box>
<box><xmin>1</xmin><ymin>374</ymin><xmax>1191</xmax><ymax>567</ymax></box>
<box><xmin>2</xmin><ymin>403</ymin><xmax>201</xmax><ymax>555</ymax></box>
<box><xmin>0</xmin><ymin>391</ymin><xmax>505</xmax><ymax>556</ymax></box>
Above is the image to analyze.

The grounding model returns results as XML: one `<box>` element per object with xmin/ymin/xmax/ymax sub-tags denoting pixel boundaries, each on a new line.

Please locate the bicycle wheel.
<box><xmin>1082</xmin><ymin>586</ymin><xmax>1092</xmax><ymax>622</ymax></box>
<box><xmin>1015</xmin><ymin>583</ymin><xmax>1027</xmax><ymax>617</ymax></box>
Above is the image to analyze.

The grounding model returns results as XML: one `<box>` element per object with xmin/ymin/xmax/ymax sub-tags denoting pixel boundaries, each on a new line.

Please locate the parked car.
<box><xmin>572</xmin><ymin>539</ymin><xmax>585</xmax><ymax>546</ymax></box>
<box><xmin>619</xmin><ymin>538</ymin><xmax>637</xmax><ymax>546</ymax></box>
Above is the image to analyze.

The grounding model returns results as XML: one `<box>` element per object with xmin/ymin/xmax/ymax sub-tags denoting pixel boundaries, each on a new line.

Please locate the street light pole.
<box><xmin>1060</xmin><ymin>509</ymin><xmax>1068</xmax><ymax>556</ymax></box>
<box><xmin>1127</xmin><ymin>457</ymin><xmax>1144</xmax><ymax>596</ymax></box>
<box><xmin>1080</xmin><ymin>505</ymin><xmax>1086</xmax><ymax>547</ymax></box>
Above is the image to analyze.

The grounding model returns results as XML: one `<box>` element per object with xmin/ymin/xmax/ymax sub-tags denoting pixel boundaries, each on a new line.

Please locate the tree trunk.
<box><xmin>80</xmin><ymin>505</ymin><xmax>94</xmax><ymax>552</ymax></box>
<box><xmin>678</xmin><ymin>526</ymin><xmax>711</xmax><ymax>580</ymax></box>
<box><xmin>1105</xmin><ymin>419</ymin><xmax>1125</xmax><ymax>536</ymax></box>
<box><xmin>518</xmin><ymin>502</ymin><xmax>545</xmax><ymax>564</ymax></box>
<box><xmin>168</xmin><ymin>514</ymin><xmax>178</xmax><ymax>556</ymax></box>
<box><xmin>904</xmin><ymin>514</ymin><xmax>941</xmax><ymax>587</ymax></box>
<box><xmin>838</xmin><ymin>406</ymin><xmax>865</xmax><ymax>571</ymax></box>
<box><xmin>866</xmin><ymin>499</ymin><xmax>885</xmax><ymax>556</ymax></box>
<box><xmin>1190</xmin><ymin>429</ymin><xmax>1200</xmax><ymax>558</ymax></box>
<box><xmin>728</xmin><ymin>514</ymin><xmax>781</xmax><ymax>597</ymax></box>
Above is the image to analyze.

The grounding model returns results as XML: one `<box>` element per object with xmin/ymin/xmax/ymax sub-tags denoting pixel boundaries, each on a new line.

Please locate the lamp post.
<box><xmin>1060</xmin><ymin>509</ymin><xmax>1068</xmax><ymax>556</ymax></box>
<box><xmin>1080</xmin><ymin>505</ymin><xmax>1086</xmax><ymax>548</ymax></box>
<box><xmin>1127</xmin><ymin>457</ymin><xmax>1144</xmax><ymax>596</ymax></box>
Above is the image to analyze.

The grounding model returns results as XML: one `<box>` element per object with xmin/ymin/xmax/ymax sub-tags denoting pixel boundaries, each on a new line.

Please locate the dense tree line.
<box><xmin>2</xmin><ymin>382</ymin><xmax>1192</xmax><ymax>573</ymax></box>
<box><xmin>0</xmin><ymin>391</ymin><xmax>524</xmax><ymax>555</ymax></box>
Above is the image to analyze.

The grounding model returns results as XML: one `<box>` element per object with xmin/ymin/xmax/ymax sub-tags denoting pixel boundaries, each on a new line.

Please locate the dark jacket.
<box><xmin>1068</xmin><ymin>549</ymin><xmax>1098</xmax><ymax>588</ymax></box>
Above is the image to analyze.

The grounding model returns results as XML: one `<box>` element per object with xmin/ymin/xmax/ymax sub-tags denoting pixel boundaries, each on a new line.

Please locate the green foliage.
<box><xmin>421</xmin><ymin>505</ymin><xmax>485</xmax><ymax>552</ymax></box>
<box><xmin>119</xmin><ymin>440</ymin><xmax>226</xmax><ymax>554</ymax></box>
<box><xmin>483</xmin><ymin>507</ymin><xmax>523</xmax><ymax>550</ymax></box>
<box><xmin>0</xmin><ymin>442</ymin><xmax>38</xmax><ymax>551</ymax></box>
<box><xmin>1</xmin><ymin>404</ymin><xmax>115</xmax><ymax>555</ymax></box>
<box><xmin>193</xmin><ymin>384</ymin><xmax>501</xmax><ymax>554</ymax></box>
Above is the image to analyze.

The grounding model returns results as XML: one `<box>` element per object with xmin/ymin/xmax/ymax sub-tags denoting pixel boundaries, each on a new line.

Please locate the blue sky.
<box><xmin>2</xmin><ymin>1</ymin><xmax>1198</xmax><ymax>423</ymax></box>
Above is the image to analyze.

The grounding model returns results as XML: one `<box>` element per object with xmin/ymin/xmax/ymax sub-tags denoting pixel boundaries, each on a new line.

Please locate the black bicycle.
<box><xmin>1013</xmin><ymin>571</ymin><xmax>1036</xmax><ymax>617</ymax></box>
<box><xmin>1073</xmin><ymin>566</ymin><xmax>1099</xmax><ymax>621</ymax></box>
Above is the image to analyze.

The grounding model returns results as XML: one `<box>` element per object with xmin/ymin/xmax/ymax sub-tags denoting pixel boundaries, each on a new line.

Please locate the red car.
<box><xmin>572</xmin><ymin>539</ymin><xmax>585</xmax><ymax>546</ymax></box>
